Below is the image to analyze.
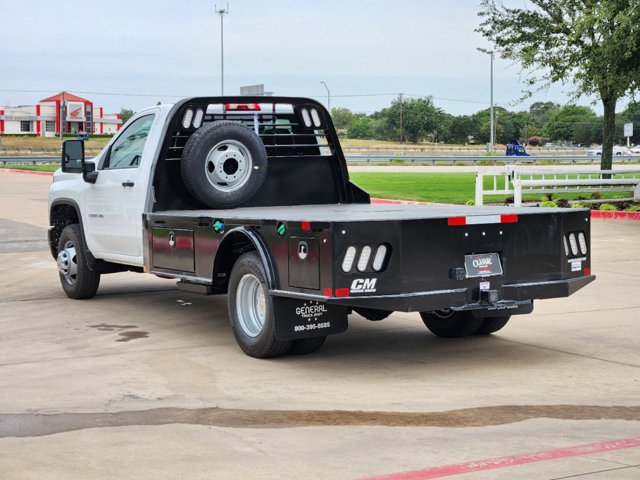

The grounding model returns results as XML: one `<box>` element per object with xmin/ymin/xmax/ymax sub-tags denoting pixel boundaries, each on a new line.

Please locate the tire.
<box><xmin>228</xmin><ymin>251</ymin><xmax>292</xmax><ymax>358</ymax></box>
<box><xmin>288</xmin><ymin>336</ymin><xmax>327</xmax><ymax>356</ymax></box>
<box><xmin>56</xmin><ymin>224</ymin><xmax>100</xmax><ymax>299</ymax></box>
<box><xmin>475</xmin><ymin>316</ymin><xmax>511</xmax><ymax>335</ymax></box>
<box><xmin>354</xmin><ymin>307</ymin><xmax>392</xmax><ymax>321</ymax></box>
<box><xmin>420</xmin><ymin>309</ymin><xmax>483</xmax><ymax>338</ymax></box>
<box><xmin>181</xmin><ymin>121</ymin><xmax>268</xmax><ymax>208</ymax></box>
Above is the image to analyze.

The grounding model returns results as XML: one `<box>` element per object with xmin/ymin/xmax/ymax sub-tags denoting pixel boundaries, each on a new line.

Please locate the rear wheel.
<box><xmin>56</xmin><ymin>224</ymin><xmax>100</xmax><ymax>299</ymax></box>
<box><xmin>288</xmin><ymin>336</ymin><xmax>327</xmax><ymax>356</ymax></box>
<box><xmin>228</xmin><ymin>252</ymin><xmax>292</xmax><ymax>358</ymax></box>
<box><xmin>420</xmin><ymin>309</ymin><xmax>483</xmax><ymax>338</ymax></box>
<box><xmin>475</xmin><ymin>316</ymin><xmax>511</xmax><ymax>335</ymax></box>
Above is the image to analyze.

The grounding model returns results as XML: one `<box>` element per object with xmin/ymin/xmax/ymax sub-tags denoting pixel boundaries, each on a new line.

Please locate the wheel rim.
<box><xmin>236</xmin><ymin>273</ymin><xmax>266</xmax><ymax>338</ymax></box>
<box><xmin>57</xmin><ymin>240</ymin><xmax>78</xmax><ymax>286</ymax></box>
<box><xmin>205</xmin><ymin>139</ymin><xmax>253</xmax><ymax>192</ymax></box>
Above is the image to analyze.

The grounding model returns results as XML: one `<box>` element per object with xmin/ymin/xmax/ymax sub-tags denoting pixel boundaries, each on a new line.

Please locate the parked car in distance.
<box><xmin>586</xmin><ymin>145</ymin><xmax>631</xmax><ymax>156</ymax></box>
<box><xmin>629</xmin><ymin>146</ymin><xmax>640</xmax><ymax>154</ymax></box>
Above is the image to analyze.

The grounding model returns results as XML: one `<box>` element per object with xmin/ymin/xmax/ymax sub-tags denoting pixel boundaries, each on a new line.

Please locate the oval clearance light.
<box><xmin>301</xmin><ymin>108</ymin><xmax>312</xmax><ymax>128</ymax></box>
<box><xmin>182</xmin><ymin>109</ymin><xmax>194</xmax><ymax>129</ymax></box>
<box><xmin>192</xmin><ymin>109</ymin><xmax>204</xmax><ymax>129</ymax></box>
<box><xmin>563</xmin><ymin>235</ymin><xmax>570</xmax><ymax>257</ymax></box>
<box><xmin>568</xmin><ymin>233</ymin><xmax>579</xmax><ymax>256</ymax></box>
<box><xmin>578</xmin><ymin>231</ymin><xmax>588</xmax><ymax>255</ymax></box>
<box><xmin>372</xmin><ymin>244</ymin><xmax>388</xmax><ymax>271</ymax></box>
<box><xmin>357</xmin><ymin>246</ymin><xmax>372</xmax><ymax>272</ymax></box>
<box><xmin>341</xmin><ymin>246</ymin><xmax>357</xmax><ymax>272</ymax></box>
<box><xmin>310</xmin><ymin>108</ymin><xmax>322</xmax><ymax>127</ymax></box>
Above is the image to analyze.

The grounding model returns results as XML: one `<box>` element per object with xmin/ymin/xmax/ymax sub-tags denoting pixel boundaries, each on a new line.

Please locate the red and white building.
<box><xmin>0</xmin><ymin>92</ymin><xmax>121</xmax><ymax>137</ymax></box>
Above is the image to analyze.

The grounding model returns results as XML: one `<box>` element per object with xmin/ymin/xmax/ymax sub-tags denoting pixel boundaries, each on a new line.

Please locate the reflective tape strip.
<box><xmin>448</xmin><ymin>214</ymin><xmax>519</xmax><ymax>226</ymax></box>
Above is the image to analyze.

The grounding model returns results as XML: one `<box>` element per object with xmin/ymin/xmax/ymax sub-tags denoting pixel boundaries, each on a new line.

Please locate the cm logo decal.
<box><xmin>350</xmin><ymin>278</ymin><xmax>377</xmax><ymax>293</ymax></box>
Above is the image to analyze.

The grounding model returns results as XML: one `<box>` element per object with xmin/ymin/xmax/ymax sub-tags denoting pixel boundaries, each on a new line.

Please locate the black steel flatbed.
<box><xmin>155</xmin><ymin>203</ymin><xmax>573</xmax><ymax>223</ymax></box>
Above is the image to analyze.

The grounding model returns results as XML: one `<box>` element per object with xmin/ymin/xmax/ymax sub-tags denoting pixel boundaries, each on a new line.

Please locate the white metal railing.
<box><xmin>476</xmin><ymin>165</ymin><xmax>640</xmax><ymax>207</ymax></box>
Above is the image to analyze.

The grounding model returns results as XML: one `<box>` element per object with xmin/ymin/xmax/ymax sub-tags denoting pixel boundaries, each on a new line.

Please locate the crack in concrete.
<box><xmin>0</xmin><ymin>405</ymin><xmax>638</xmax><ymax>438</ymax></box>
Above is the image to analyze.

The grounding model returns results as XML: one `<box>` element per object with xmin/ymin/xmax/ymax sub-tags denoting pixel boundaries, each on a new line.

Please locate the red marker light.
<box><xmin>500</xmin><ymin>214</ymin><xmax>519</xmax><ymax>224</ymax></box>
<box><xmin>301</xmin><ymin>221</ymin><xmax>311</xmax><ymax>231</ymax></box>
<box><xmin>225</xmin><ymin>103</ymin><xmax>261</xmax><ymax>111</ymax></box>
<box><xmin>323</xmin><ymin>288</ymin><xmax>332</xmax><ymax>297</ymax></box>
<box><xmin>584</xmin><ymin>267</ymin><xmax>591</xmax><ymax>276</ymax></box>
<box><xmin>335</xmin><ymin>288</ymin><xmax>350</xmax><ymax>297</ymax></box>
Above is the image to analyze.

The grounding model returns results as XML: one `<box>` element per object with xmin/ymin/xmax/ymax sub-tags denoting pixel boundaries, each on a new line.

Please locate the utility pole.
<box><xmin>477</xmin><ymin>48</ymin><xmax>495</xmax><ymax>153</ymax></box>
<box><xmin>320</xmin><ymin>81</ymin><xmax>331</xmax><ymax>112</ymax></box>
<box><xmin>399</xmin><ymin>93</ymin><xmax>404</xmax><ymax>143</ymax></box>
<box><xmin>60</xmin><ymin>91</ymin><xmax>66</xmax><ymax>149</ymax></box>
<box><xmin>215</xmin><ymin>4</ymin><xmax>229</xmax><ymax>95</ymax></box>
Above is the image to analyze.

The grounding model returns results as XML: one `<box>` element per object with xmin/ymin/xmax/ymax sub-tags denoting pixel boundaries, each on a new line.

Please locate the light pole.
<box><xmin>320</xmin><ymin>81</ymin><xmax>330</xmax><ymax>112</ymax></box>
<box><xmin>477</xmin><ymin>48</ymin><xmax>495</xmax><ymax>153</ymax></box>
<box><xmin>215</xmin><ymin>4</ymin><xmax>229</xmax><ymax>95</ymax></box>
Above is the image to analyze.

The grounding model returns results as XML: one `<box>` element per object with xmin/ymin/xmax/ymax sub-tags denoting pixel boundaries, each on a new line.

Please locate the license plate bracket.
<box><xmin>464</xmin><ymin>252</ymin><xmax>503</xmax><ymax>278</ymax></box>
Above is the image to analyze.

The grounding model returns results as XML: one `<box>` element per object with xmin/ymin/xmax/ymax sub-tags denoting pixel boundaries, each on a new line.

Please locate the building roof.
<box><xmin>40</xmin><ymin>92</ymin><xmax>92</xmax><ymax>104</ymax></box>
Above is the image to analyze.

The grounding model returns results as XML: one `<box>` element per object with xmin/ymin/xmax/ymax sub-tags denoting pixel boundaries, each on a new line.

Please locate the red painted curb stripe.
<box><xmin>591</xmin><ymin>209</ymin><xmax>640</xmax><ymax>221</ymax></box>
<box><xmin>361</xmin><ymin>437</ymin><xmax>640</xmax><ymax>480</ymax></box>
<box><xmin>0</xmin><ymin>169</ymin><xmax>54</xmax><ymax>176</ymax></box>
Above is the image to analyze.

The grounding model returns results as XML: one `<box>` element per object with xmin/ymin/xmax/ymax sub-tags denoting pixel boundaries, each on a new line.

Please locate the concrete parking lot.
<box><xmin>0</xmin><ymin>171</ymin><xmax>638</xmax><ymax>479</ymax></box>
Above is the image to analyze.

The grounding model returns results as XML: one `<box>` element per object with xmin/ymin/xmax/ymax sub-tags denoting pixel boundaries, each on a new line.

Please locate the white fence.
<box><xmin>475</xmin><ymin>165</ymin><xmax>640</xmax><ymax>207</ymax></box>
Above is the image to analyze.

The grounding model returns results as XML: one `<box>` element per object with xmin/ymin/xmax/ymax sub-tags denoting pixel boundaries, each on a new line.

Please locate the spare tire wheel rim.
<box><xmin>205</xmin><ymin>139</ymin><xmax>253</xmax><ymax>192</ymax></box>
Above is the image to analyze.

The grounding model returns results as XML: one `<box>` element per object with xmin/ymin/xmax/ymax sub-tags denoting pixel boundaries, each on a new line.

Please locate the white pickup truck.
<box><xmin>48</xmin><ymin>96</ymin><xmax>595</xmax><ymax>358</ymax></box>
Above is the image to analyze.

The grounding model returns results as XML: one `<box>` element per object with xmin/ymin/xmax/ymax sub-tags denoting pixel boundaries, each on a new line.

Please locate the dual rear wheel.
<box><xmin>420</xmin><ymin>309</ymin><xmax>510</xmax><ymax>338</ymax></box>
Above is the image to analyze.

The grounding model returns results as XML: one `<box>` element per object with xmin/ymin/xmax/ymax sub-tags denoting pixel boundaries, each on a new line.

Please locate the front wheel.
<box><xmin>228</xmin><ymin>252</ymin><xmax>292</xmax><ymax>358</ymax></box>
<box><xmin>56</xmin><ymin>224</ymin><xmax>100</xmax><ymax>299</ymax></box>
<box><xmin>420</xmin><ymin>310</ymin><xmax>483</xmax><ymax>338</ymax></box>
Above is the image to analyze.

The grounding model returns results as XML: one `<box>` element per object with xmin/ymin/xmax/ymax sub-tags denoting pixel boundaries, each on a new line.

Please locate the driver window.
<box><xmin>103</xmin><ymin>114</ymin><xmax>155</xmax><ymax>169</ymax></box>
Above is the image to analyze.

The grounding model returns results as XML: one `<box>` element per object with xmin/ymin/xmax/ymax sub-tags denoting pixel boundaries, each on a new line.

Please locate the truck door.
<box><xmin>84</xmin><ymin>113</ymin><xmax>156</xmax><ymax>259</ymax></box>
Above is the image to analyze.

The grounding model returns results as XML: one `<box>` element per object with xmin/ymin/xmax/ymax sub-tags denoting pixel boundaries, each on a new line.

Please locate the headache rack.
<box><xmin>151</xmin><ymin>96</ymin><xmax>366</xmax><ymax>211</ymax></box>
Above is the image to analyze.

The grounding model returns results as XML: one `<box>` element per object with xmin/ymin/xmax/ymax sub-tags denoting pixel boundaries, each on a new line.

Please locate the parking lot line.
<box><xmin>361</xmin><ymin>437</ymin><xmax>640</xmax><ymax>480</ymax></box>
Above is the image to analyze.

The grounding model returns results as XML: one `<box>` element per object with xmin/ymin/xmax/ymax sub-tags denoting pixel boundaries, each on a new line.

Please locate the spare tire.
<box><xmin>181</xmin><ymin>120</ymin><xmax>268</xmax><ymax>208</ymax></box>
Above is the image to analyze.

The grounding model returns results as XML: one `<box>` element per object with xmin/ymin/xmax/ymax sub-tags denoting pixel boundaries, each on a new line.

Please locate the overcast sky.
<box><xmin>0</xmin><ymin>0</ymin><xmax>624</xmax><ymax>115</ymax></box>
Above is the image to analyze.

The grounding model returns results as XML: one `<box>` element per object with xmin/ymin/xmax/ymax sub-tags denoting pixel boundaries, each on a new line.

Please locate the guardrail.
<box><xmin>345</xmin><ymin>154</ymin><xmax>640</xmax><ymax>164</ymax></box>
<box><xmin>476</xmin><ymin>165</ymin><xmax>640</xmax><ymax>206</ymax></box>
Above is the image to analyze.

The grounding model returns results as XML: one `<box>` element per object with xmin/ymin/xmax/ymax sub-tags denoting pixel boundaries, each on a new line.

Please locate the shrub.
<box><xmin>556</xmin><ymin>199</ymin><xmax>570</xmax><ymax>208</ymax></box>
<box><xmin>624</xmin><ymin>205</ymin><xmax>640</xmax><ymax>212</ymax></box>
<box><xmin>571</xmin><ymin>202</ymin><xmax>588</xmax><ymax>208</ymax></box>
<box><xmin>540</xmin><ymin>201</ymin><xmax>557</xmax><ymax>208</ymax></box>
<box><xmin>466</xmin><ymin>199</ymin><xmax>475</xmax><ymax>206</ymax></box>
<box><xmin>599</xmin><ymin>203</ymin><xmax>617</xmax><ymax>211</ymax></box>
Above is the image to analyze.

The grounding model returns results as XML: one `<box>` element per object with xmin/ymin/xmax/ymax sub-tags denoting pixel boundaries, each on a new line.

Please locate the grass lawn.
<box><xmin>350</xmin><ymin>172</ymin><xmax>634</xmax><ymax>204</ymax></box>
<box><xmin>0</xmin><ymin>165</ymin><xmax>59</xmax><ymax>172</ymax></box>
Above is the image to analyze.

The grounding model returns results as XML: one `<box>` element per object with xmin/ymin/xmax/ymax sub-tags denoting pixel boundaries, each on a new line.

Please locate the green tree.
<box><xmin>380</xmin><ymin>96</ymin><xmax>444</xmax><ymax>143</ymax></box>
<box><xmin>621</xmin><ymin>101</ymin><xmax>640</xmax><ymax>145</ymax></box>
<box><xmin>330</xmin><ymin>107</ymin><xmax>356</xmax><ymax>131</ymax></box>
<box><xmin>544</xmin><ymin>105</ymin><xmax>597</xmax><ymax>143</ymax></box>
<box><xmin>119</xmin><ymin>108</ymin><xmax>135</xmax><ymax>125</ymax></box>
<box><xmin>529</xmin><ymin>101</ymin><xmax>560</xmax><ymax>126</ymax></box>
<box><xmin>478</xmin><ymin>0</ymin><xmax>640</xmax><ymax>170</ymax></box>
<box><xmin>347</xmin><ymin>116</ymin><xmax>375</xmax><ymax>139</ymax></box>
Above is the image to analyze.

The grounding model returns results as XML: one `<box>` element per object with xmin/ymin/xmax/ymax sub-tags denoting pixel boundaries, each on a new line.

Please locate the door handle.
<box><xmin>122</xmin><ymin>181</ymin><xmax>135</xmax><ymax>187</ymax></box>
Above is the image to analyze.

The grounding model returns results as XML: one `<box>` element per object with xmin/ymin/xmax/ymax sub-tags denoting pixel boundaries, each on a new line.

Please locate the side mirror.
<box><xmin>61</xmin><ymin>140</ymin><xmax>98</xmax><ymax>183</ymax></box>
<box><xmin>61</xmin><ymin>140</ymin><xmax>84</xmax><ymax>173</ymax></box>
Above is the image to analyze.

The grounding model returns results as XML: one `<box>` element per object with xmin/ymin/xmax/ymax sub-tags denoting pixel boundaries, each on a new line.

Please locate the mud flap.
<box><xmin>272</xmin><ymin>297</ymin><xmax>348</xmax><ymax>341</ymax></box>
